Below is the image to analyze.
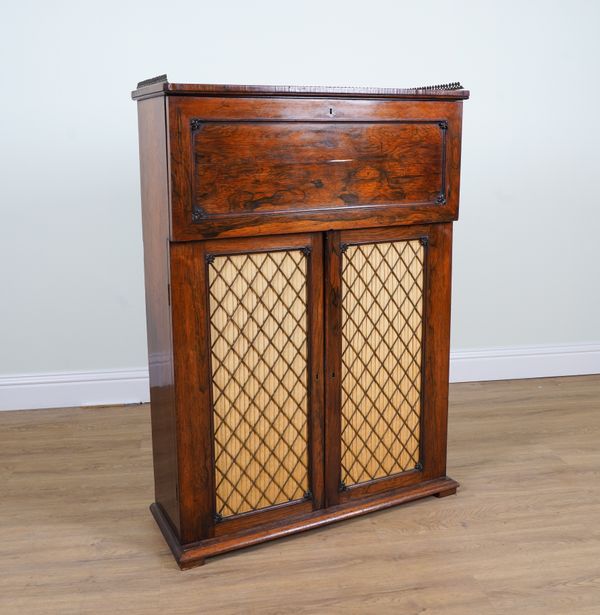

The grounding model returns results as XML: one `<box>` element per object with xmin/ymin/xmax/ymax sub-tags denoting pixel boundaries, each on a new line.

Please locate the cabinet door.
<box><xmin>171</xmin><ymin>233</ymin><xmax>324</xmax><ymax>542</ymax></box>
<box><xmin>324</xmin><ymin>224</ymin><xmax>452</xmax><ymax>506</ymax></box>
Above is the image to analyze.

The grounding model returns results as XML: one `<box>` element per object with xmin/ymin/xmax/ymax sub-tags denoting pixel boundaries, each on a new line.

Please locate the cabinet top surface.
<box><xmin>132</xmin><ymin>75</ymin><xmax>470</xmax><ymax>101</ymax></box>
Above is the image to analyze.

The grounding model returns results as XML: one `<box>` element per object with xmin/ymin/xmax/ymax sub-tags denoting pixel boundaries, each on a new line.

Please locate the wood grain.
<box><xmin>1</xmin><ymin>375</ymin><xmax>598</xmax><ymax>613</ymax></box>
<box><xmin>192</xmin><ymin>121</ymin><xmax>444</xmax><ymax>215</ymax></box>
<box><xmin>324</xmin><ymin>231</ymin><xmax>343</xmax><ymax>507</ymax></box>
<box><xmin>169</xmin><ymin>242</ymin><xmax>215</xmax><ymax>543</ymax></box>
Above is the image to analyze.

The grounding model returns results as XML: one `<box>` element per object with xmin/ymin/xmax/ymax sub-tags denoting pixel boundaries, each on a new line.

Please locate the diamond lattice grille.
<box><xmin>341</xmin><ymin>240</ymin><xmax>424</xmax><ymax>487</ymax></box>
<box><xmin>208</xmin><ymin>249</ymin><xmax>309</xmax><ymax>518</ymax></box>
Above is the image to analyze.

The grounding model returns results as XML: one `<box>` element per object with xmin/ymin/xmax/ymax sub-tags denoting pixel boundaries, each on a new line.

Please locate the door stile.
<box><xmin>324</xmin><ymin>231</ymin><xmax>343</xmax><ymax>507</ymax></box>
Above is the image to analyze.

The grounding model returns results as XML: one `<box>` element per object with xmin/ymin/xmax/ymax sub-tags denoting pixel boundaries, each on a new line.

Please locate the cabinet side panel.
<box><xmin>137</xmin><ymin>96</ymin><xmax>180</xmax><ymax>534</ymax></box>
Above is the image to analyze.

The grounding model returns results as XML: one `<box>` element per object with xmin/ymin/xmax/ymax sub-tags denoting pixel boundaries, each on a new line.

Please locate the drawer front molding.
<box><xmin>189</xmin><ymin>120</ymin><xmax>448</xmax><ymax>224</ymax></box>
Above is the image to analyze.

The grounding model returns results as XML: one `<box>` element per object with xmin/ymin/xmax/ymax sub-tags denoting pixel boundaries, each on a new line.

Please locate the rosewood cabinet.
<box><xmin>132</xmin><ymin>76</ymin><xmax>469</xmax><ymax>569</ymax></box>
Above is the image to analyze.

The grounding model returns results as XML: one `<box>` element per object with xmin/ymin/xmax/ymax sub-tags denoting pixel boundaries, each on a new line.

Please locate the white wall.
<box><xmin>1</xmin><ymin>0</ymin><xmax>599</xmax><ymax>409</ymax></box>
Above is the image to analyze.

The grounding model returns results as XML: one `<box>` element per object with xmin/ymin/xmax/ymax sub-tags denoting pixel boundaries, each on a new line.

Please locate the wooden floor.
<box><xmin>1</xmin><ymin>375</ymin><xmax>599</xmax><ymax>614</ymax></box>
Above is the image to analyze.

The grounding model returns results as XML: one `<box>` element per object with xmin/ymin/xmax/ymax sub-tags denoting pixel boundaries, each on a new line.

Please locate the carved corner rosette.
<box><xmin>192</xmin><ymin>205</ymin><xmax>207</xmax><ymax>223</ymax></box>
<box><xmin>435</xmin><ymin>192</ymin><xmax>447</xmax><ymax>205</ymax></box>
<box><xmin>190</xmin><ymin>118</ymin><xmax>203</xmax><ymax>132</ymax></box>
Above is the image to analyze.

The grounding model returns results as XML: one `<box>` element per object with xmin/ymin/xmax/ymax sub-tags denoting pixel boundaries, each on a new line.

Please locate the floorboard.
<box><xmin>1</xmin><ymin>375</ymin><xmax>599</xmax><ymax>614</ymax></box>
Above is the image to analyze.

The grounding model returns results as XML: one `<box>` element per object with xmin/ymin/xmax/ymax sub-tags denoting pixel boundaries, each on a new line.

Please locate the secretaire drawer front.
<box><xmin>194</xmin><ymin>121</ymin><xmax>445</xmax><ymax>214</ymax></box>
<box><xmin>168</xmin><ymin>97</ymin><xmax>463</xmax><ymax>239</ymax></box>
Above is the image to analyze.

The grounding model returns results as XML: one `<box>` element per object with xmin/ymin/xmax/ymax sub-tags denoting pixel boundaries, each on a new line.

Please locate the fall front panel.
<box><xmin>192</xmin><ymin>122</ymin><xmax>445</xmax><ymax>217</ymax></box>
<box><xmin>207</xmin><ymin>248</ymin><xmax>310</xmax><ymax>518</ymax></box>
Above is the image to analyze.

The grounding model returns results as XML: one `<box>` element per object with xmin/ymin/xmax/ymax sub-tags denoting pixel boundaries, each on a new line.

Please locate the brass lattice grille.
<box><xmin>340</xmin><ymin>239</ymin><xmax>425</xmax><ymax>487</ymax></box>
<box><xmin>208</xmin><ymin>249</ymin><xmax>309</xmax><ymax>518</ymax></box>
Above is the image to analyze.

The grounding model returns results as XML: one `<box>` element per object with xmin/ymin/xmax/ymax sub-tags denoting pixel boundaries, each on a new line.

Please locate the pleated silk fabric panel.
<box><xmin>341</xmin><ymin>240</ymin><xmax>424</xmax><ymax>487</ymax></box>
<box><xmin>208</xmin><ymin>250</ymin><xmax>309</xmax><ymax>517</ymax></box>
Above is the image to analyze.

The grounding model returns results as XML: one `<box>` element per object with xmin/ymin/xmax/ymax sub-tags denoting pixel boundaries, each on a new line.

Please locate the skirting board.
<box><xmin>0</xmin><ymin>343</ymin><xmax>599</xmax><ymax>411</ymax></box>
<box><xmin>449</xmin><ymin>343</ymin><xmax>600</xmax><ymax>383</ymax></box>
<box><xmin>0</xmin><ymin>369</ymin><xmax>150</xmax><ymax>411</ymax></box>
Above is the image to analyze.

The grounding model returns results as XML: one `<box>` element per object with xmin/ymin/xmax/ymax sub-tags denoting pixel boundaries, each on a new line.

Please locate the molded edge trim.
<box><xmin>132</xmin><ymin>80</ymin><xmax>470</xmax><ymax>101</ymax></box>
<box><xmin>151</xmin><ymin>477</ymin><xmax>459</xmax><ymax>570</ymax></box>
